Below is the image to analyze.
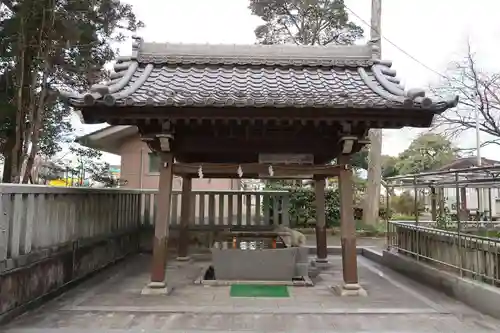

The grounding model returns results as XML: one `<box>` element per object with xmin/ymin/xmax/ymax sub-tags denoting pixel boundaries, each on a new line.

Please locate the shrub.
<box><xmin>265</xmin><ymin>185</ymin><xmax>387</xmax><ymax>228</ymax></box>
<box><xmin>265</xmin><ymin>187</ymin><xmax>341</xmax><ymax>227</ymax></box>
<box><xmin>390</xmin><ymin>191</ymin><xmax>424</xmax><ymax>216</ymax></box>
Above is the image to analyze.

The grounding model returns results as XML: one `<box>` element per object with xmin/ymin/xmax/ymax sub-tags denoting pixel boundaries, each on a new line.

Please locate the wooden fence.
<box><xmin>0</xmin><ymin>185</ymin><xmax>290</xmax><ymax>261</ymax></box>
<box><xmin>140</xmin><ymin>190</ymin><xmax>290</xmax><ymax>229</ymax></box>
<box><xmin>0</xmin><ymin>185</ymin><xmax>143</xmax><ymax>261</ymax></box>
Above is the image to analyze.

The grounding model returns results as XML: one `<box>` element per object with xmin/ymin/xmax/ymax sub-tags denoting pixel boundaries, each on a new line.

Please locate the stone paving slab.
<box><xmin>58</xmin><ymin>305</ymin><xmax>441</xmax><ymax>314</ymax></box>
<box><xmin>3</xmin><ymin>312</ymin><xmax>498</xmax><ymax>332</ymax></box>
<box><xmin>3</xmin><ymin>253</ymin><xmax>500</xmax><ymax>332</ymax></box>
<box><xmin>65</xmin><ymin>256</ymin><xmax>434</xmax><ymax>311</ymax></box>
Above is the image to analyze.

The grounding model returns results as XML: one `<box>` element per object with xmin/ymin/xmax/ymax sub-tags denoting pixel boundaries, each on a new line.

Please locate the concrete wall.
<box><xmin>119</xmin><ymin>134</ymin><xmax>239</xmax><ymax>191</ymax></box>
<box><xmin>0</xmin><ymin>231</ymin><xmax>139</xmax><ymax>322</ymax></box>
<box><xmin>381</xmin><ymin>250</ymin><xmax>500</xmax><ymax>320</ymax></box>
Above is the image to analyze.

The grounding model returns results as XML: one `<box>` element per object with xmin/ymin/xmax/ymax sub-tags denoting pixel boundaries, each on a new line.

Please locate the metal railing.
<box><xmin>388</xmin><ymin>221</ymin><xmax>500</xmax><ymax>286</ymax></box>
<box><xmin>391</xmin><ymin>219</ymin><xmax>500</xmax><ymax>229</ymax></box>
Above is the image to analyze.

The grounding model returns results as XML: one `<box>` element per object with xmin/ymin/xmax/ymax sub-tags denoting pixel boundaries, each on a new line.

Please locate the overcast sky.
<box><xmin>75</xmin><ymin>0</ymin><xmax>500</xmax><ymax>164</ymax></box>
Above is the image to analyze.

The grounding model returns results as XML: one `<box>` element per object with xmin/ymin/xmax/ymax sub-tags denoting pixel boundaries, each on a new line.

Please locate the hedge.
<box><xmin>266</xmin><ymin>187</ymin><xmax>388</xmax><ymax>227</ymax></box>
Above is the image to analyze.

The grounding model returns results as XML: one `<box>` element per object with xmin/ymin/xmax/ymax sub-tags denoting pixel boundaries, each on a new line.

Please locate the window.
<box><xmin>148</xmin><ymin>153</ymin><xmax>161</xmax><ymax>173</ymax></box>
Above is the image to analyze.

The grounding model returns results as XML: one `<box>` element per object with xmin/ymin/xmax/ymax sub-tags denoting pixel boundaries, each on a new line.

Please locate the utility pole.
<box><xmin>363</xmin><ymin>0</ymin><xmax>383</xmax><ymax>226</ymax></box>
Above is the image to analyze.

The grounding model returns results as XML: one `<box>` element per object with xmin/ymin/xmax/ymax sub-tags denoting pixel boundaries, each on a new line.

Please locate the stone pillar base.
<box><xmin>141</xmin><ymin>281</ymin><xmax>170</xmax><ymax>295</ymax></box>
<box><xmin>314</xmin><ymin>258</ymin><xmax>332</xmax><ymax>270</ymax></box>
<box><xmin>176</xmin><ymin>256</ymin><xmax>191</xmax><ymax>262</ymax></box>
<box><xmin>331</xmin><ymin>283</ymin><xmax>367</xmax><ymax>297</ymax></box>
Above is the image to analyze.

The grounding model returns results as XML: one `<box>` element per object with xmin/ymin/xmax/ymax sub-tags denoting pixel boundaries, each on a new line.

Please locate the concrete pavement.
<box><xmin>2</xmin><ymin>253</ymin><xmax>500</xmax><ymax>332</ymax></box>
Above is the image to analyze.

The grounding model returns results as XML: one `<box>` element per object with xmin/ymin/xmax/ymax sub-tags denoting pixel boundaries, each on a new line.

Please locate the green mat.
<box><xmin>229</xmin><ymin>284</ymin><xmax>289</xmax><ymax>298</ymax></box>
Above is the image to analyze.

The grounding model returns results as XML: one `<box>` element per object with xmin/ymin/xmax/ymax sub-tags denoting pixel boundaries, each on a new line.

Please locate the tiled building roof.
<box><xmin>436</xmin><ymin>157</ymin><xmax>500</xmax><ymax>171</ymax></box>
<box><xmin>61</xmin><ymin>36</ymin><xmax>458</xmax><ymax>111</ymax></box>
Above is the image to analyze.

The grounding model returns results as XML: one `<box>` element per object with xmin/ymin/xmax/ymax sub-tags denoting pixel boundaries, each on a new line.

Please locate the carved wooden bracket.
<box><xmin>156</xmin><ymin>133</ymin><xmax>174</xmax><ymax>152</ymax></box>
<box><xmin>339</xmin><ymin>136</ymin><xmax>357</xmax><ymax>154</ymax></box>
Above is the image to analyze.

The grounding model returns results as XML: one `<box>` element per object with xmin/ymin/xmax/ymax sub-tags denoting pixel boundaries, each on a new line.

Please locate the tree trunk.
<box><xmin>2</xmin><ymin>140</ymin><xmax>15</xmax><ymax>183</ymax></box>
<box><xmin>363</xmin><ymin>129</ymin><xmax>382</xmax><ymax>226</ymax></box>
<box><xmin>21</xmin><ymin>1</ymin><xmax>55</xmax><ymax>184</ymax></box>
<box><xmin>12</xmin><ymin>15</ymin><xmax>31</xmax><ymax>183</ymax></box>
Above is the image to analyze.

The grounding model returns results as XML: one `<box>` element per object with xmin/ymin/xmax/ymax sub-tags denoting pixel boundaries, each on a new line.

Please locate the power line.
<box><xmin>344</xmin><ymin>4</ymin><xmax>481</xmax><ymax>102</ymax></box>
<box><xmin>343</xmin><ymin>4</ymin><xmax>450</xmax><ymax>81</ymax></box>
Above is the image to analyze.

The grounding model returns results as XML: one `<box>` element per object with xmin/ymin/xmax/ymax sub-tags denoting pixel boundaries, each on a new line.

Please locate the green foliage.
<box><xmin>380</xmin><ymin>133</ymin><xmax>459</xmax><ymax>180</ymax></box>
<box><xmin>288</xmin><ymin>187</ymin><xmax>316</xmax><ymax>225</ymax></box>
<box><xmin>69</xmin><ymin>145</ymin><xmax>125</xmax><ymax>187</ymax></box>
<box><xmin>355</xmin><ymin>219</ymin><xmax>387</xmax><ymax>235</ymax></box>
<box><xmin>271</xmin><ymin>187</ymin><xmax>341</xmax><ymax>227</ymax></box>
<box><xmin>435</xmin><ymin>198</ymin><xmax>453</xmax><ymax>230</ymax></box>
<box><xmin>351</xmin><ymin>149</ymin><xmax>368</xmax><ymax>170</ymax></box>
<box><xmin>378</xmin><ymin>206</ymin><xmax>392</xmax><ymax>220</ymax></box>
<box><xmin>390</xmin><ymin>213</ymin><xmax>415</xmax><ymax>221</ymax></box>
<box><xmin>0</xmin><ymin>0</ymin><xmax>143</xmax><ymax>181</ymax></box>
<box><xmin>381</xmin><ymin>155</ymin><xmax>399</xmax><ymax>178</ymax></box>
<box><xmin>436</xmin><ymin>210</ymin><xmax>453</xmax><ymax>229</ymax></box>
<box><xmin>395</xmin><ymin>133</ymin><xmax>459</xmax><ymax>175</ymax></box>
<box><xmin>390</xmin><ymin>191</ymin><xmax>424</xmax><ymax>216</ymax></box>
<box><xmin>265</xmin><ymin>185</ymin><xmax>385</xmax><ymax>227</ymax></box>
<box><xmin>265</xmin><ymin>175</ymin><xmax>391</xmax><ymax>226</ymax></box>
<box><xmin>468</xmin><ymin>230</ymin><xmax>500</xmax><ymax>238</ymax></box>
<box><xmin>248</xmin><ymin>0</ymin><xmax>363</xmax><ymax>46</ymax></box>
<box><xmin>391</xmin><ymin>214</ymin><xmax>415</xmax><ymax>221</ymax></box>
<box><xmin>38</xmin><ymin>104</ymin><xmax>73</xmax><ymax>157</ymax></box>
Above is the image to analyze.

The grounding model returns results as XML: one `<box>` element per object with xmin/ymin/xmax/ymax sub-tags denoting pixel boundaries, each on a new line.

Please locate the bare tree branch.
<box><xmin>432</xmin><ymin>41</ymin><xmax>500</xmax><ymax>146</ymax></box>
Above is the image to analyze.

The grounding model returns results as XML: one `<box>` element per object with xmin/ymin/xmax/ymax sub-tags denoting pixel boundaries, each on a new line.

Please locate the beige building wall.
<box><xmin>118</xmin><ymin>133</ymin><xmax>240</xmax><ymax>191</ymax></box>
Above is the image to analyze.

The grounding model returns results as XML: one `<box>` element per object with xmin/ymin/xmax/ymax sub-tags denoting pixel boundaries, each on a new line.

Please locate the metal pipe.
<box><xmin>385</xmin><ymin>164</ymin><xmax>500</xmax><ymax>181</ymax></box>
<box><xmin>413</xmin><ymin>176</ymin><xmax>419</xmax><ymax>226</ymax></box>
<box><xmin>412</xmin><ymin>176</ymin><xmax>420</xmax><ymax>261</ymax></box>
<box><xmin>488</xmin><ymin>188</ymin><xmax>493</xmax><ymax>225</ymax></box>
<box><xmin>385</xmin><ymin>186</ymin><xmax>390</xmax><ymax>249</ymax></box>
<box><xmin>455</xmin><ymin>172</ymin><xmax>463</xmax><ymax>277</ymax></box>
<box><xmin>385</xmin><ymin>178</ymin><xmax>500</xmax><ymax>188</ymax></box>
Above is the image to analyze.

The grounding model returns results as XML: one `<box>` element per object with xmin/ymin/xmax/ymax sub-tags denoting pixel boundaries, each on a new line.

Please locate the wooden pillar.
<box><xmin>430</xmin><ymin>187</ymin><xmax>437</xmax><ymax>221</ymax></box>
<box><xmin>314</xmin><ymin>177</ymin><xmax>327</xmax><ymax>262</ymax></box>
<box><xmin>149</xmin><ymin>152</ymin><xmax>174</xmax><ymax>287</ymax></box>
<box><xmin>177</xmin><ymin>176</ymin><xmax>192</xmax><ymax>260</ymax></box>
<box><xmin>338</xmin><ymin>154</ymin><xmax>358</xmax><ymax>286</ymax></box>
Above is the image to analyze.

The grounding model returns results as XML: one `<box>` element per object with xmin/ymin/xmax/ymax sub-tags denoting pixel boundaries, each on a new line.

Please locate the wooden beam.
<box><xmin>173</xmin><ymin>137</ymin><xmax>341</xmax><ymax>154</ymax></box>
<box><xmin>172</xmin><ymin>163</ymin><xmax>344</xmax><ymax>178</ymax></box>
<box><xmin>89</xmin><ymin>106</ymin><xmax>435</xmax><ymax>123</ymax></box>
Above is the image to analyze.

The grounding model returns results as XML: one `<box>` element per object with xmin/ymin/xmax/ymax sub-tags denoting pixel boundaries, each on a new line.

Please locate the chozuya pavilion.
<box><xmin>61</xmin><ymin>36</ymin><xmax>457</xmax><ymax>295</ymax></box>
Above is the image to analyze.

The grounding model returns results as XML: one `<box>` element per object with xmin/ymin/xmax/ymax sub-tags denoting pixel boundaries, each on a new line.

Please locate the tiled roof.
<box><xmin>436</xmin><ymin>157</ymin><xmax>500</xmax><ymax>171</ymax></box>
<box><xmin>61</xmin><ymin>36</ymin><xmax>458</xmax><ymax>111</ymax></box>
